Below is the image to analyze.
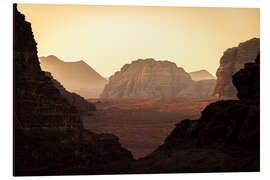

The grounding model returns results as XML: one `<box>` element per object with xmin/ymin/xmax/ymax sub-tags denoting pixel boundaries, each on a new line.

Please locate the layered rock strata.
<box><xmin>101</xmin><ymin>59</ymin><xmax>215</xmax><ymax>98</ymax></box>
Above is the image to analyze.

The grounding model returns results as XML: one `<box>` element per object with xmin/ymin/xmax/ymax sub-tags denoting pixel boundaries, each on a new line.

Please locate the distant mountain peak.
<box><xmin>39</xmin><ymin>55</ymin><xmax>108</xmax><ymax>98</ymax></box>
<box><xmin>189</xmin><ymin>70</ymin><xmax>216</xmax><ymax>81</ymax></box>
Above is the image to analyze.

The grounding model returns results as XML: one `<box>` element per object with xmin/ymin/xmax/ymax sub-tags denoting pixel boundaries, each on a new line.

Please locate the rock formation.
<box><xmin>213</xmin><ymin>38</ymin><xmax>260</xmax><ymax>99</ymax></box>
<box><xmin>101</xmin><ymin>59</ymin><xmax>216</xmax><ymax>99</ymax></box>
<box><xmin>39</xmin><ymin>55</ymin><xmax>108</xmax><ymax>98</ymax></box>
<box><xmin>45</xmin><ymin>72</ymin><xmax>96</xmax><ymax>114</ymax></box>
<box><xmin>133</xmin><ymin>53</ymin><xmax>260</xmax><ymax>173</ymax></box>
<box><xmin>176</xmin><ymin>79</ymin><xmax>216</xmax><ymax>98</ymax></box>
<box><xmin>189</xmin><ymin>70</ymin><xmax>216</xmax><ymax>81</ymax></box>
<box><xmin>101</xmin><ymin>58</ymin><xmax>217</xmax><ymax>98</ymax></box>
<box><xmin>14</xmin><ymin>5</ymin><xmax>133</xmax><ymax>176</ymax></box>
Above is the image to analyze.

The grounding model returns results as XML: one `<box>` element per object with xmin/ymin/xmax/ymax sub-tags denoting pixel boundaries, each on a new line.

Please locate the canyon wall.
<box><xmin>213</xmin><ymin>38</ymin><xmax>260</xmax><ymax>99</ymax></box>
<box><xmin>133</xmin><ymin>53</ymin><xmax>260</xmax><ymax>173</ymax></box>
<box><xmin>14</xmin><ymin>5</ymin><xmax>133</xmax><ymax>176</ymax></box>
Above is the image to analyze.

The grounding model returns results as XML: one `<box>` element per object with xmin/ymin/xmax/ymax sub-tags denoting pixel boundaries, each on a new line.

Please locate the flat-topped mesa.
<box><xmin>213</xmin><ymin>38</ymin><xmax>260</xmax><ymax>99</ymax></box>
<box><xmin>101</xmin><ymin>58</ymin><xmax>194</xmax><ymax>98</ymax></box>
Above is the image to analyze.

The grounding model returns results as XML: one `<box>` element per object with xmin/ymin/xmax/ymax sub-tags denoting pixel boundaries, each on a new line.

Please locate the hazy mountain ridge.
<box><xmin>189</xmin><ymin>70</ymin><xmax>216</xmax><ymax>81</ymax></box>
<box><xmin>45</xmin><ymin>72</ymin><xmax>96</xmax><ymax>114</ymax></box>
<box><xmin>39</xmin><ymin>55</ymin><xmax>108</xmax><ymax>98</ymax></box>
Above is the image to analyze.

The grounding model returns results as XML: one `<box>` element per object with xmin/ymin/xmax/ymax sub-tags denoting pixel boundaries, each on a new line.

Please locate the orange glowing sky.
<box><xmin>18</xmin><ymin>4</ymin><xmax>260</xmax><ymax>78</ymax></box>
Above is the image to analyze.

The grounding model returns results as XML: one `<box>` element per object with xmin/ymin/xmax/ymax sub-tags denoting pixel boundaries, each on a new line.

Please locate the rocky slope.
<box><xmin>213</xmin><ymin>38</ymin><xmax>260</xmax><ymax>99</ymax></box>
<box><xmin>132</xmin><ymin>53</ymin><xmax>260</xmax><ymax>173</ymax></box>
<box><xmin>101</xmin><ymin>59</ymin><xmax>215</xmax><ymax>98</ymax></box>
<box><xmin>39</xmin><ymin>55</ymin><xmax>108</xmax><ymax>98</ymax></box>
<box><xmin>189</xmin><ymin>70</ymin><xmax>216</xmax><ymax>81</ymax></box>
<box><xmin>14</xmin><ymin>5</ymin><xmax>133</xmax><ymax>176</ymax></box>
<box><xmin>45</xmin><ymin>72</ymin><xmax>96</xmax><ymax>114</ymax></box>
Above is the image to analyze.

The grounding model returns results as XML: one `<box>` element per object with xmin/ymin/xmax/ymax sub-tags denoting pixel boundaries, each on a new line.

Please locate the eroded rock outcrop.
<box><xmin>14</xmin><ymin>5</ymin><xmax>133</xmax><ymax>176</ymax></box>
<box><xmin>133</xmin><ymin>53</ymin><xmax>260</xmax><ymax>173</ymax></box>
<box><xmin>101</xmin><ymin>58</ymin><xmax>217</xmax><ymax>98</ymax></box>
<box><xmin>213</xmin><ymin>38</ymin><xmax>260</xmax><ymax>99</ymax></box>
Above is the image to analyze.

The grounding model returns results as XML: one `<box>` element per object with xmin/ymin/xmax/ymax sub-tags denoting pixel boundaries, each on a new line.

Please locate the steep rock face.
<box><xmin>189</xmin><ymin>70</ymin><xmax>216</xmax><ymax>81</ymax></box>
<box><xmin>14</xmin><ymin>5</ymin><xmax>133</xmax><ymax>176</ymax></box>
<box><xmin>45</xmin><ymin>72</ymin><xmax>96</xmax><ymax>114</ymax></box>
<box><xmin>133</xmin><ymin>53</ymin><xmax>260</xmax><ymax>173</ymax></box>
<box><xmin>177</xmin><ymin>79</ymin><xmax>216</xmax><ymax>98</ymax></box>
<box><xmin>39</xmin><ymin>55</ymin><xmax>108</xmax><ymax>98</ymax></box>
<box><xmin>101</xmin><ymin>58</ymin><xmax>194</xmax><ymax>98</ymax></box>
<box><xmin>14</xmin><ymin>5</ymin><xmax>81</xmax><ymax>129</ymax></box>
<box><xmin>213</xmin><ymin>38</ymin><xmax>260</xmax><ymax>99</ymax></box>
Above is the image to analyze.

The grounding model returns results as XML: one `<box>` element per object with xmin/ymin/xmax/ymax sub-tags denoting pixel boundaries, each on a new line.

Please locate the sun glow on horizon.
<box><xmin>18</xmin><ymin>4</ymin><xmax>260</xmax><ymax>78</ymax></box>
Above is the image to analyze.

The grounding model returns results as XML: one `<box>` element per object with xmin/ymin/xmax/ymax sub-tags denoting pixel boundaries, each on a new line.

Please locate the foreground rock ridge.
<box><xmin>39</xmin><ymin>55</ymin><xmax>108</xmax><ymax>98</ymax></box>
<box><xmin>101</xmin><ymin>59</ymin><xmax>216</xmax><ymax>98</ymax></box>
<box><xmin>132</xmin><ymin>53</ymin><xmax>260</xmax><ymax>173</ymax></box>
<box><xmin>14</xmin><ymin>4</ymin><xmax>260</xmax><ymax>175</ymax></box>
<box><xmin>14</xmin><ymin>5</ymin><xmax>133</xmax><ymax>176</ymax></box>
<box><xmin>213</xmin><ymin>38</ymin><xmax>260</xmax><ymax>99</ymax></box>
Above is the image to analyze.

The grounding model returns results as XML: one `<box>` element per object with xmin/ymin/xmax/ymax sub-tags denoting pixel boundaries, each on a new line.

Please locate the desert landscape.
<box><xmin>14</xmin><ymin>4</ymin><xmax>260</xmax><ymax>176</ymax></box>
<box><xmin>85</xmin><ymin>97</ymin><xmax>217</xmax><ymax>159</ymax></box>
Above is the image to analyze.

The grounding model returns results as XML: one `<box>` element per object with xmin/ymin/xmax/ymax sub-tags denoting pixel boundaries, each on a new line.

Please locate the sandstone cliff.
<box><xmin>14</xmin><ymin>5</ymin><xmax>133</xmax><ymax>176</ymax></box>
<box><xmin>39</xmin><ymin>55</ymin><xmax>108</xmax><ymax>98</ymax></box>
<box><xmin>213</xmin><ymin>38</ymin><xmax>260</xmax><ymax>99</ymax></box>
<box><xmin>189</xmin><ymin>70</ymin><xmax>216</xmax><ymax>81</ymax></box>
<box><xmin>132</xmin><ymin>53</ymin><xmax>260</xmax><ymax>173</ymax></box>
<box><xmin>101</xmin><ymin>58</ymin><xmax>216</xmax><ymax>98</ymax></box>
<box><xmin>101</xmin><ymin>59</ymin><xmax>216</xmax><ymax>98</ymax></box>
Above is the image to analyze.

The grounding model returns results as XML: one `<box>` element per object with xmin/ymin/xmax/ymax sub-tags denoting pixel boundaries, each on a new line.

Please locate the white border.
<box><xmin>1</xmin><ymin>0</ymin><xmax>270</xmax><ymax>179</ymax></box>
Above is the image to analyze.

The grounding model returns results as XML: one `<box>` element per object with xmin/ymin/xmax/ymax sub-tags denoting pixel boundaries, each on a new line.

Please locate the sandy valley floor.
<box><xmin>83</xmin><ymin>97</ymin><xmax>217</xmax><ymax>159</ymax></box>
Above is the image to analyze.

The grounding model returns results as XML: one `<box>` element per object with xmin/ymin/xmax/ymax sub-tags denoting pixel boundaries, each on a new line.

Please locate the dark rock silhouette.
<box><xmin>213</xmin><ymin>38</ymin><xmax>260</xmax><ymax>99</ymax></box>
<box><xmin>14</xmin><ymin>4</ymin><xmax>133</xmax><ymax>176</ymax></box>
<box><xmin>189</xmin><ymin>70</ymin><xmax>216</xmax><ymax>81</ymax></box>
<box><xmin>13</xmin><ymin>3</ymin><xmax>260</xmax><ymax>175</ymax></box>
<box><xmin>45</xmin><ymin>72</ymin><xmax>96</xmax><ymax>114</ymax></box>
<box><xmin>132</xmin><ymin>53</ymin><xmax>260</xmax><ymax>173</ymax></box>
<box><xmin>101</xmin><ymin>59</ymin><xmax>215</xmax><ymax>98</ymax></box>
<box><xmin>39</xmin><ymin>55</ymin><xmax>108</xmax><ymax>98</ymax></box>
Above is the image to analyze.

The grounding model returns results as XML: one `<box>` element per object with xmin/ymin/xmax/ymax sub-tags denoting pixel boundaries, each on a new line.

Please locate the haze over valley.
<box><xmin>15</xmin><ymin>4</ymin><xmax>260</xmax><ymax>175</ymax></box>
